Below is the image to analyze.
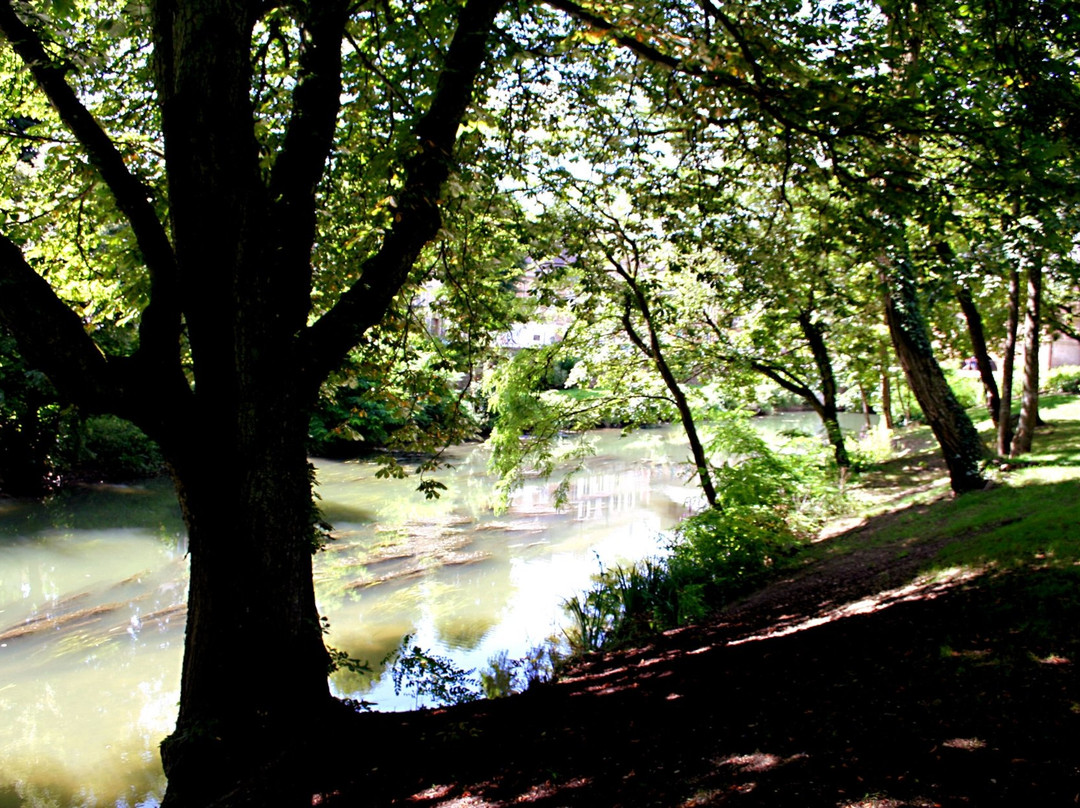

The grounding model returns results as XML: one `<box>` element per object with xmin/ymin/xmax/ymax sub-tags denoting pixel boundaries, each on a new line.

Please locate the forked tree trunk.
<box><xmin>1011</xmin><ymin>257</ymin><xmax>1043</xmax><ymax>456</ymax></box>
<box><xmin>997</xmin><ymin>267</ymin><xmax>1020</xmax><ymax>455</ymax></box>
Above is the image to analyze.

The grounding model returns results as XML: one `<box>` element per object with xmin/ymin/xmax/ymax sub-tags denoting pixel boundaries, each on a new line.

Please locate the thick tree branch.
<box><xmin>0</xmin><ymin>0</ymin><xmax>180</xmax><ymax>366</ymax></box>
<box><xmin>267</xmin><ymin>0</ymin><xmax>350</xmax><ymax>304</ymax></box>
<box><xmin>543</xmin><ymin>0</ymin><xmax>922</xmax><ymax>144</ymax></box>
<box><xmin>298</xmin><ymin>0</ymin><xmax>506</xmax><ymax>388</ymax></box>
<box><xmin>0</xmin><ymin>232</ymin><xmax>117</xmax><ymax>410</ymax></box>
<box><xmin>751</xmin><ymin>360</ymin><xmax>821</xmax><ymax>411</ymax></box>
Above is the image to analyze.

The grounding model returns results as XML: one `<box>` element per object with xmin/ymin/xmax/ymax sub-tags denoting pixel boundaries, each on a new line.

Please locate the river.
<box><xmin>0</xmin><ymin>413</ymin><xmax>869</xmax><ymax>807</ymax></box>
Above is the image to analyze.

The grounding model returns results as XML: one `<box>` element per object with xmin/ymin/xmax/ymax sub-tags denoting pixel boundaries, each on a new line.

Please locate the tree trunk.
<box><xmin>858</xmin><ymin>383</ymin><xmax>872</xmax><ymax>431</ymax></box>
<box><xmin>879</xmin><ymin>252</ymin><xmax>986</xmax><ymax>492</ymax></box>
<box><xmin>619</xmin><ymin>279</ymin><xmax>718</xmax><ymax>509</ymax></box>
<box><xmin>880</xmin><ymin>345</ymin><xmax>895</xmax><ymax>430</ymax></box>
<box><xmin>0</xmin><ymin>0</ymin><xmax>506</xmax><ymax>805</ymax></box>
<box><xmin>955</xmin><ymin>283</ymin><xmax>1001</xmax><ymax>425</ymax></box>
<box><xmin>159</xmin><ymin>400</ymin><xmax>335</xmax><ymax>806</ymax></box>
<box><xmin>1011</xmin><ymin>257</ymin><xmax>1043</xmax><ymax>456</ymax></box>
<box><xmin>997</xmin><ymin>267</ymin><xmax>1020</xmax><ymax>455</ymax></box>
<box><xmin>797</xmin><ymin>311</ymin><xmax>850</xmax><ymax>468</ymax></box>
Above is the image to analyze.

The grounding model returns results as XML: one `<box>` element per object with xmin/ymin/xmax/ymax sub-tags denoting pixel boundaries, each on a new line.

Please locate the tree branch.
<box><xmin>298</xmin><ymin>0</ymin><xmax>506</xmax><ymax>389</ymax></box>
<box><xmin>0</xmin><ymin>232</ymin><xmax>118</xmax><ymax>410</ymax></box>
<box><xmin>0</xmin><ymin>0</ymin><xmax>180</xmax><ymax>366</ymax></box>
<box><xmin>267</xmin><ymin>1</ymin><xmax>350</xmax><ymax>297</ymax></box>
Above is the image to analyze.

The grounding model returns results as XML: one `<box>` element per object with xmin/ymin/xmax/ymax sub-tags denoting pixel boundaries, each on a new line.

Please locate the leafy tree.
<box><xmin>0</xmin><ymin>1</ymin><xmax>510</xmax><ymax>804</ymax></box>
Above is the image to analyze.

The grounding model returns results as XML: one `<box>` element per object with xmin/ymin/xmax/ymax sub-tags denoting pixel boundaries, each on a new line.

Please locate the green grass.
<box><xmin>801</xmin><ymin>394</ymin><xmax>1080</xmax><ymax>648</ymax></box>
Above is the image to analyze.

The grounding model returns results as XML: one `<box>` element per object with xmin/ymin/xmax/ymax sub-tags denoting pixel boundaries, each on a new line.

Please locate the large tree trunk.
<box><xmin>150</xmin><ymin>5</ymin><xmax>344</xmax><ymax>801</ymax></box>
<box><xmin>0</xmin><ymin>1</ymin><xmax>505</xmax><ymax>804</ymax></box>
<box><xmin>160</xmin><ymin>402</ymin><xmax>335</xmax><ymax>805</ymax></box>
<box><xmin>879</xmin><ymin>252</ymin><xmax>986</xmax><ymax>492</ymax></box>
<box><xmin>1011</xmin><ymin>257</ymin><xmax>1043</xmax><ymax>456</ymax></box>
<box><xmin>997</xmin><ymin>267</ymin><xmax>1021</xmax><ymax>455</ymax></box>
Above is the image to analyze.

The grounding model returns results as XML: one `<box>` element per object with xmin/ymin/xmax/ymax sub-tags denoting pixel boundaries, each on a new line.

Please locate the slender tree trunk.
<box><xmin>1011</xmin><ymin>256</ymin><xmax>1043</xmax><ymax>456</ymax></box>
<box><xmin>619</xmin><ymin>279</ymin><xmax>718</xmax><ymax>509</ymax></box>
<box><xmin>880</xmin><ymin>345</ymin><xmax>895</xmax><ymax>430</ymax></box>
<box><xmin>997</xmin><ymin>267</ymin><xmax>1020</xmax><ymax>455</ymax></box>
<box><xmin>858</xmin><ymin>383</ymin><xmax>872</xmax><ymax>431</ymax></box>
<box><xmin>797</xmin><ymin>311</ymin><xmax>850</xmax><ymax>468</ymax></box>
<box><xmin>955</xmin><ymin>283</ymin><xmax>1001</xmax><ymax>425</ymax></box>
<box><xmin>879</xmin><ymin>248</ymin><xmax>986</xmax><ymax>492</ymax></box>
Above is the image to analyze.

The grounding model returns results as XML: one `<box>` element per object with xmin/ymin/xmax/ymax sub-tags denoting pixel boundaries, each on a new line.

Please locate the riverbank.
<box><xmin>303</xmin><ymin>395</ymin><xmax>1080</xmax><ymax>807</ymax></box>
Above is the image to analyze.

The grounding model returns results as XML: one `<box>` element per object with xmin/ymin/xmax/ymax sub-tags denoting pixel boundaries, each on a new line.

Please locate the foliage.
<box><xmin>2</xmin><ymin>329</ymin><xmax>165</xmax><ymax>491</ymax></box>
<box><xmin>0</xmin><ymin>326</ymin><xmax>64</xmax><ymax>495</ymax></box>
<box><xmin>479</xmin><ymin>645</ymin><xmax>559</xmax><ymax>698</ymax></box>
<box><xmin>71</xmin><ymin>414</ymin><xmax>165</xmax><ymax>480</ymax></box>
<box><xmin>383</xmin><ymin>634</ymin><xmax>482</xmax><ymax>709</ymax></box>
<box><xmin>943</xmin><ymin>369</ymin><xmax>983</xmax><ymax>411</ymax></box>
<box><xmin>1045</xmin><ymin>365</ymin><xmax>1080</xmax><ymax>395</ymax></box>
<box><xmin>562</xmin><ymin>409</ymin><xmax>859</xmax><ymax>654</ymax></box>
<box><xmin>850</xmin><ymin>419</ymin><xmax>895</xmax><ymax>470</ymax></box>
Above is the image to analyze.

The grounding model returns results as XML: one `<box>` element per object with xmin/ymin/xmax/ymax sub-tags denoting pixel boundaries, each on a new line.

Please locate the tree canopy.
<box><xmin>1</xmin><ymin>0</ymin><xmax>1077</xmax><ymax>804</ymax></box>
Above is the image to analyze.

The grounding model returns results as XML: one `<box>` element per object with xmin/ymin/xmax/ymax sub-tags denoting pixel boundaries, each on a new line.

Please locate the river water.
<box><xmin>0</xmin><ymin>414</ymin><xmax>865</xmax><ymax>807</ymax></box>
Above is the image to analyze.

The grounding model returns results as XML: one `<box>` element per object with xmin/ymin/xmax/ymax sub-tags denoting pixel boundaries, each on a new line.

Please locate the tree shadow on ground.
<box><xmin>311</xmin><ymin>474</ymin><xmax>1080</xmax><ymax>808</ymax></box>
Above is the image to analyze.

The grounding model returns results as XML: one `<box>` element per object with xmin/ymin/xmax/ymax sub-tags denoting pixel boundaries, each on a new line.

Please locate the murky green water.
<box><xmin>0</xmin><ymin>414</ymin><xmax>865</xmax><ymax>806</ymax></box>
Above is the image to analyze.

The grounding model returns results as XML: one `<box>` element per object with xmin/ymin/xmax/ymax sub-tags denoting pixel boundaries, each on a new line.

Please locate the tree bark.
<box><xmin>997</xmin><ymin>267</ymin><xmax>1020</xmax><ymax>455</ymax></box>
<box><xmin>955</xmin><ymin>283</ymin><xmax>1001</xmax><ymax>426</ymax></box>
<box><xmin>619</xmin><ymin>288</ymin><xmax>719</xmax><ymax>509</ymax></box>
<box><xmin>879</xmin><ymin>250</ymin><xmax>986</xmax><ymax>492</ymax></box>
<box><xmin>796</xmin><ymin>311</ymin><xmax>851</xmax><ymax>468</ymax></box>
<box><xmin>1011</xmin><ymin>257</ymin><xmax>1043</xmax><ymax>456</ymax></box>
<box><xmin>879</xmin><ymin>344</ymin><xmax>895</xmax><ymax>430</ymax></box>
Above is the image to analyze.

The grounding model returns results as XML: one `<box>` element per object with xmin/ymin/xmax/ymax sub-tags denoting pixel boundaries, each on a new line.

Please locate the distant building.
<box><xmin>1041</xmin><ymin>334</ymin><xmax>1080</xmax><ymax>370</ymax></box>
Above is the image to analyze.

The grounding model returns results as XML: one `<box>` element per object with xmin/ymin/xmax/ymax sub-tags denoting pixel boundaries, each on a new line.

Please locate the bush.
<box><xmin>563</xmin><ymin>507</ymin><xmax>797</xmax><ymax>654</ymax></box>
<box><xmin>70</xmin><ymin>415</ymin><xmax>165</xmax><ymax>480</ymax></box>
<box><xmin>383</xmin><ymin>634</ymin><xmax>481</xmax><ymax>708</ymax></box>
<box><xmin>944</xmin><ymin>369</ymin><xmax>982</xmax><ymax>410</ymax></box>
<box><xmin>850</xmin><ymin>419</ymin><xmax>895</xmax><ymax>470</ymax></box>
<box><xmin>1046</xmin><ymin>365</ymin><xmax>1080</xmax><ymax>394</ymax></box>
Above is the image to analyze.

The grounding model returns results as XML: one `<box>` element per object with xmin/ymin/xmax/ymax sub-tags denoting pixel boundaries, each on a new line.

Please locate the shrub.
<box><xmin>850</xmin><ymin>419</ymin><xmax>895</xmax><ymax>470</ymax></box>
<box><xmin>479</xmin><ymin>645</ymin><xmax>559</xmax><ymax>698</ymax></box>
<box><xmin>1046</xmin><ymin>365</ymin><xmax>1080</xmax><ymax>394</ymax></box>
<box><xmin>383</xmin><ymin>634</ymin><xmax>481</xmax><ymax>708</ymax></box>
<box><xmin>944</xmin><ymin>369</ymin><xmax>982</xmax><ymax>410</ymax></box>
<box><xmin>71</xmin><ymin>415</ymin><xmax>165</xmax><ymax>480</ymax></box>
<box><xmin>563</xmin><ymin>507</ymin><xmax>796</xmax><ymax>654</ymax></box>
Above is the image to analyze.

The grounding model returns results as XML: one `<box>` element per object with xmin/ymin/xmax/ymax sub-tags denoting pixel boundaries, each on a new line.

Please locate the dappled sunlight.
<box><xmin>406</xmin><ymin>784</ymin><xmax>497</xmax><ymax>806</ymax></box>
<box><xmin>731</xmin><ymin>565</ymin><xmax>983</xmax><ymax>645</ymax></box>
<box><xmin>941</xmin><ymin>737</ymin><xmax>987</xmax><ymax>750</ymax></box>
<box><xmin>717</xmin><ymin>752</ymin><xmax>800</xmax><ymax>773</ymax></box>
<box><xmin>1035</xmin><ymin>653</ymin><xmax>1071</xmax><ymax>666</ymax></box>
<box><xmin>404</xmin><ymin>777</ymin><xmax>594</xmax><ymax>807</ymax></box>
